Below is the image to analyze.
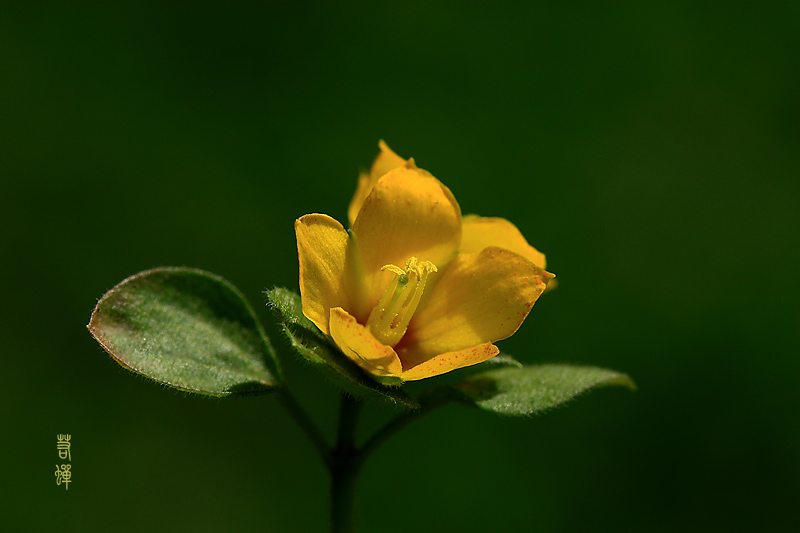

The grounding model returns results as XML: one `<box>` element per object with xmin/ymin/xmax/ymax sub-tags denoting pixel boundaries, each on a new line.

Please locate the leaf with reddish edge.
<box><xmin>89</xmin><ymin>267</ymin><xmax>280</xmax><ymax>397</ymax></box>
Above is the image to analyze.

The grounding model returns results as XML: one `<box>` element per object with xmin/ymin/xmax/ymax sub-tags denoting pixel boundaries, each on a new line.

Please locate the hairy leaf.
<box><xmin>89</xmin><ymin>267</ymin><xmax>280</xmax><ymax>397</ymax></box>
<box><xmin>453</xmin><ymin>364</ymin><xmax>634</xmax><ymax>416</ymax></box>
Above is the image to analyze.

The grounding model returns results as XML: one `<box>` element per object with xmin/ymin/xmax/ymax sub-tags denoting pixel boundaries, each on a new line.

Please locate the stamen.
<box><xmin>366</xmin><ymin>256</ymin><xmax>437</xmax><ymax>347</ymax></box>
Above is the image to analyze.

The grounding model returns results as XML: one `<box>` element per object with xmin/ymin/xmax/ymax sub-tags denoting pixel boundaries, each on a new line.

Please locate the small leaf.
<box><xmin>453</xmin><ymin>364</ymin><xmax>634</xmax><ymax>416</ymax></box>
<box><xmin>266</xmin><ymin>287</ymin><xmax>419</xmax><ymax>409</ymax></box>
<box><xmin>88</xmin><ymin>267</ymin><xmax>280</xmax><ymax>397</ymax></box>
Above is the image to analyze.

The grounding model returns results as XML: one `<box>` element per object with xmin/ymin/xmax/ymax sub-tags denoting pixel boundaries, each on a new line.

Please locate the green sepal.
<box><xmin>452</xmin><ymin>364</ymin><xmax>635</xmax><ymax>416</ymax></box>
<box><xmin>88</xmin><ymin>267</ymin><xmax>281</xmax><ymax>397</ymax></box>
<box><xmin>265</xmin><ymin>287</ymin><xmax>419</xmax><ymax>409</ymax></box>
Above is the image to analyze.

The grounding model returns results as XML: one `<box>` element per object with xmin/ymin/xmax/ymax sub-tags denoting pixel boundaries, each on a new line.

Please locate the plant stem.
<box><xmin>354</xmin><ymin>387</ymin><xmax>456</xmax><ymax>472</ymax></box>
<box><xmin>277</xmin><ymin>387</ymin><xmax>332</xmax><ymax>469</ymax></box>
<box><xmin>278</xmin><ymin>385</ymin><xmax>457</xmax><ymax>532</ymax></box>
<box><xmin>330</xmin><ymin>394</ymin><xmax>362</xmax><ymax>533</ymax></box>
<box><xmin>327</xmin><ymin>388</ymin><xmax>456</xmax><ymax>532</ymax></box>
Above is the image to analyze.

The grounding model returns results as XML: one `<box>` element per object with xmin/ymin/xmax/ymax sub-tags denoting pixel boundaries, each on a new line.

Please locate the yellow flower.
<box><xmin>295</xmin><ymin>141</ymin><xmax>554</xmax><ymax>383</ymax></box>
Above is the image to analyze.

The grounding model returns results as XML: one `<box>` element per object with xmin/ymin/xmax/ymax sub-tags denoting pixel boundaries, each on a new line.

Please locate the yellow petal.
<box><xmin>329</xmin><ymin>307</ymin><xmax>404</xmax><ymax>379</ymax></box>
<box><xmin>462</xmin><ymin>214</ymin><xmax>546</xmax><ymax>269</ymax></box>
<box><xmin>347</xmin><ymin>140</ymin><xmax>406</xmax><ymax>227</ymax></box>
<box><xmin>401</xmin><ymin>342</ymin><xmax>499</xmax><ymax>381</ymax></box>
<box><xmin>295</xmin><ymin>214</ymin><xmax>352</xmax><ymax>335</ymax></box>
<box><xmin>371</xmin><ymin>140</ymin><xmax>407</xmax><ymax>186</ymax></box>
<box><xmin>403</xmin><ymin>246</ymin><xmax>554</xmax><ymax>361</ymax></box>
<box><xmin>351</xmin><ymin>167</ymin><xmax>462</xmax><ymax>309</ymax></box>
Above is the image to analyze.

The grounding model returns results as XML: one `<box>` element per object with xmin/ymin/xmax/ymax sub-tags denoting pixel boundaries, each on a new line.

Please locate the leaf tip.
<box><xmin>605</xmin><ymin>373</ymin><xmax>637</xmax><ymax>392</ymax></box>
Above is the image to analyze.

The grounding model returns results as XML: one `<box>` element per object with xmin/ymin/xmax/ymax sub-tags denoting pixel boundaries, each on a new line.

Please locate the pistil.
<box><xmin>366</xmin><ymin>257</ymin><xmax>437</xmax><ymax>346</ymax></box>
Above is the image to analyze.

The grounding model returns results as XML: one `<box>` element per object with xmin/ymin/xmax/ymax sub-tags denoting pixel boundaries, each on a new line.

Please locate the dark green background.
<box><xmin>3</xmin><ymin>2</ymin><xmax>798</xmax><ymax>531</ymax></box>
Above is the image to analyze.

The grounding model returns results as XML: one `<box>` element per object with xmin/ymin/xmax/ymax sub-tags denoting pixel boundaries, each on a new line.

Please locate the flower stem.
<box><xmin>278</xmin><ymin>385</ymin><xmax>458</xmax><ymax>532</ymax></box>
<box><xmin>328</xmin><ymin>388</ymin><xmax>457</xmax><ymax>532</ymax></box>
<box><xmin>276</xmin><ymin>387</ymin><xmax>332</xmax><ymax>469</ymax></box>
<box><xmin>354</xmin><ymin>387</ymin><xmax>456</xmax><ymax>471</ymax></box>
<box><xmin>330</xmin><ymin>394</ymin><xmax>362</xmax><ymax>533</ymax></box>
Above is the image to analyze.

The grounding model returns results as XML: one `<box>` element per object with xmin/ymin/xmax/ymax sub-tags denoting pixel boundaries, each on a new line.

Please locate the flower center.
<box><xmin>366</xmin><ymin>256</ymin><xmax>438</xmax><ymax>347</ymax></box>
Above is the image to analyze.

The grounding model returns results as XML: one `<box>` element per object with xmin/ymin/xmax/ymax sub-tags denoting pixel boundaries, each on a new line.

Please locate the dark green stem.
<box><xmin>328</xmin><ymin>387</ymin><xmax>457</xmax><ymax>532</ymax></box>
<box><xmin>277</xmin><ymin>387</ymin><xmax>332</xmax><ymax>469</ymax></box>
<box><xmin>278</xmin><ymin>384</ymin><xmax>457</xmax><ymax>532</ymax></box>
<box><xmin>353</xmin><ymin>387</ymin><xmax>456</xmax><ymax>472</ymax></box>
<box><xmin>330</xmin><ymin>394</ymin><xmax>363</xmax><ymax>533</ymax></box>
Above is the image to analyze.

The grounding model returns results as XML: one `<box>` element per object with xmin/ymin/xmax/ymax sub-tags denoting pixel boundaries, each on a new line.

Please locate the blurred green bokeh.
<box><xmin>3</xmin><ymin>2</ymin><xmax>798</xmax><ymax>531</ymax></box>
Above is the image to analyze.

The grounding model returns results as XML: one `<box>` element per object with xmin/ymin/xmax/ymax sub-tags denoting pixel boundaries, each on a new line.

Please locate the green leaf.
<box><xmin>88</xmin><ymin>267</ymin><xmax>281</xmax><ymax>397</ymax></box>
<box><xmin>453</xmin><ymin>364</ymin><xmax>635</xmax><ymax>416</ymax></box>
<box><xmin>476</xmin><ymin>353</ymin><xmax>524</xmax><ymax>369</ymax></box>
<box><xmin>265</xmin><ymin>287</ymin><xmax>419</xmax><ymax>409</ymax></box>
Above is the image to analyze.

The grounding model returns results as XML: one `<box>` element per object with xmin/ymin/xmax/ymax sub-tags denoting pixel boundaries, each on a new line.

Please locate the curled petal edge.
<box><xmin>329</xmin><ymin>307</ymin><xmax>404</xmax><ymax>384</ymax></box>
